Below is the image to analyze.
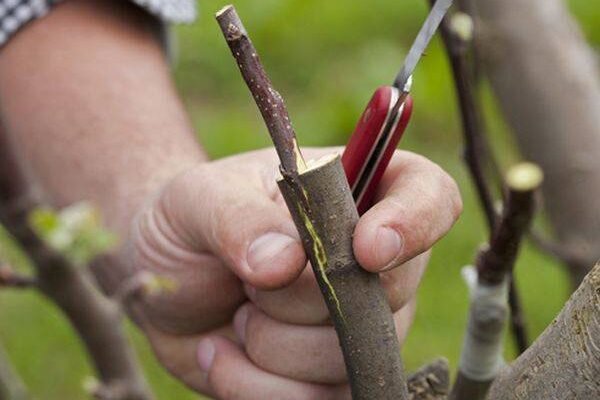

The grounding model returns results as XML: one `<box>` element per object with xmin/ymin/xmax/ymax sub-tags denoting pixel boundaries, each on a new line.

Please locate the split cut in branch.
<box><xmin>216</xmin><ymin>5</ymin><xmax>408</xmax><ymax>399</ymax></box>
<box><xmin>432</xmin><ymin>0</ymin><xmax>529</xmax><ymax>354</ymax></box>
<box><xmin>451</xmin><ymin>163</ymin><xmax>542</xmax><ymax>400</ymax></box>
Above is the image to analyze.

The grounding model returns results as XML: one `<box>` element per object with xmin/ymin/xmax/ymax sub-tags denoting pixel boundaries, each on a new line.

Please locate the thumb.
<box><xmin>159</xmin><ymin>164</ymin><xmax>306</xmax><ymax>289</ymax></box>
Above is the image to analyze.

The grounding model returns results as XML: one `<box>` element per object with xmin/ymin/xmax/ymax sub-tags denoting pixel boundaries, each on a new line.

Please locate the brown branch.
<box><xmin>0</xmin><ymin>134</ymin><xmax>153</xmax><ymax>400</ymax></box>
<box><xmin>215</xmin><ymin>5</ymin><xmax>305</xmax><ymax>176</ymax></box>
<box><xmin>432</xmin><ymin>1</ymin><xmax>529</xmax><ymax>354</ymax></box>
<box><xmin>216</xmin><ymin>6</ymin><xmax>408</xmax><ymax>399</ymax></box>
<box><xmin>451</xmin><ymin>163</ymin><xmax>542</xmax><ymax>400</ymax></box>
<box><xmin>0</xmin><ymin>264</ymin><xmax>37</xmax><ymax>289</ymax></box>
<box><xmin>476</xmin><ymin>164</ymin><xmax>541</xmax><ymax>285</ymax></box>
<box><xmin>506</xmin><ymin>284</ymin><xmax>528</xmax><ymax>354</ymax></box>
<box><xmin>432</xmin><ymin>1</ymin><xmax>496</xmax><ymax>231</ymax></box>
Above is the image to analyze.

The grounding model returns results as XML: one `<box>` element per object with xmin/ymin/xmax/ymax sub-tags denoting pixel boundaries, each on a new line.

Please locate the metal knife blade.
<box><xmin>393</xmin><ymin>0</ymin><xmax>453</xmax><ymax>91</ymax></box>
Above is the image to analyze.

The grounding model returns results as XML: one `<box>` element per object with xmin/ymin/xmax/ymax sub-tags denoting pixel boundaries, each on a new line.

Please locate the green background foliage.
<box><xmin>1</xmin><ymin>0</ymin><xmax>597</xmax><ymax>398</ymax></box>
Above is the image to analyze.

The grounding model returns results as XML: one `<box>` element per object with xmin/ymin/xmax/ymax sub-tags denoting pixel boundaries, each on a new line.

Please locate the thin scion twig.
<box><xmin>215</xmin><ymin>5</ymin><xmax>306</xmax><ymax>176</ymax></box>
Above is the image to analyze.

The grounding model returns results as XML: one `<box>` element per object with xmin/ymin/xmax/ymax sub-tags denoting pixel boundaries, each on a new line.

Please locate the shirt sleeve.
<box><xmin>0</xmin><ymin>0</ymin><xmax>197</xmax><ymax>48</ymax></box>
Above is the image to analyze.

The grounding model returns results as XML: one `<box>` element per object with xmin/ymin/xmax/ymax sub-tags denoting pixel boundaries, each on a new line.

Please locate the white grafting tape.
<box><xmin>458</xmin><ymin>265</ymin><xmax>508</xmax><ymax>381</ymax></box>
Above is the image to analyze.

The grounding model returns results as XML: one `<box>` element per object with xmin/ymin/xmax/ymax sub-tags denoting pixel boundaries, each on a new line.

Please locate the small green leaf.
<box><xmin>29</xmin><ymin>202</ymin><xmax>118</xmax><ymax>265</ymax></box>
<box><xmin>29</xmin><ymin>207</ymin><xmax>60</xmax><ymax>236</ymax></box>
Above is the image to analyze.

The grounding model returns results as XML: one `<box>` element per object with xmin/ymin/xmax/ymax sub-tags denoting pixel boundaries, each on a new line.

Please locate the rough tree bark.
<box><xmin>470</xmin><ymin>0</ymin><xmax>600</xmax><ymax>285</ymax></box>
<box><xmin>487</xmin><ymin>263</ymin><xmax>600</xmax><ymax>399</ymax></box>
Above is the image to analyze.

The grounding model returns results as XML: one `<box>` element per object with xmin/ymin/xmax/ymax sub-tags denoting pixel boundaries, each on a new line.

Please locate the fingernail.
<box><xmin>374</xmin><ymin>227</ymin><xmax>403</xmax><ymax>270</ymax></box>
<box><xmin>247</xmin><ymin>232</ymin><xmax>298</xmax><ymax>271</ymax></box>
<box><xmin>197</xmin><ymin>339</ymin><xmax>215</xmax><ymax>372</ymax></box>
<box><xmin>233</xmin><ymin>305</ymin><xmax>249</xmax><ymax>343</ymax></box>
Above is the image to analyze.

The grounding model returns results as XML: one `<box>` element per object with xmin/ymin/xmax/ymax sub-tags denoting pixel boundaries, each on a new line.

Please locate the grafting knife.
<box><xmin>342</xmin><ymin>0</ymin><xmax>453</xmax><ymax>215</ymax></box>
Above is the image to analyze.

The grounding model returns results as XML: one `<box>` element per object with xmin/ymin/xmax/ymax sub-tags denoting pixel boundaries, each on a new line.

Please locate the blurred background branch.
<box><xmin>0</xmin><ymin>132</ymin><xmax>153</xmax><ymax>400</ymax></box>
<box><xmin>470</xmin><ymin>0</ymin><xmax>600</xmax><ymax>287</ymax></box>
<box><xmin>432</xmin><ymin>0</ymin><xmax>530</xmax><ymax>354</ymax></box>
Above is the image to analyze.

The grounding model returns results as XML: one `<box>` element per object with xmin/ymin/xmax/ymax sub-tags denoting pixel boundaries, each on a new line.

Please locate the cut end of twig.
<box><xmin>305</xmin><ymin>153</ymin><xmax>339</xmax><ymax>172</ymax></box>
<box><xmin>292</xmin><ymin>138</ymin><xmax>307</xmax><ymax>173</ymax></box>
<box><xmin>216</xmin><ymin>4</ymin><xmax>233</xmax><ymax>18</ymax></box>
<box><xmin>215</xmin><ymin>5</ymin><xmax>247</xmax><ymax>41</ymax></box>
<box><xmin>506</xmin><ymin>162</ymin><xmax>543</xmax><ymax>192</ymax></box>
<box><xmin>277</xmin><ymin>153</ymin><xmax>338</xmax><ymax>182</ymax></box>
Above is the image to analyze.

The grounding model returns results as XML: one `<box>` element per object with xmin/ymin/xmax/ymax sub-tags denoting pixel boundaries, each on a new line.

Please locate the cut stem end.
<box><xmin>506</xmin><ymin>162</ymin><xmax>544</xmax><ymax>192</ymax></box>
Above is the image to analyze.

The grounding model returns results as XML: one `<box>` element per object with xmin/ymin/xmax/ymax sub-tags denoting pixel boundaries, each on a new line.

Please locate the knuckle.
<box><xmin>442</xmin><ymin>174</ymin><xmax>463</xmax><ymax>220</ymax></box>
<box><xmin>432</xmin><ymin>165</ymin><xmax>463</xmax><ymax>222</ymax></box>
<box><xmin>380</xmin><ymin>251</ymin><xmax>428</xmax><ymax>310</ymax></box>
<box><xmin>380</xmin><ymin>272</ymin><xmax>412</xmax><ymax>309</ymax></box>
<box><xmin>393</xmin><ymin>299</ymin><xmax>417</xmax><ymax>344</ymax></box>
<box><xmin>244</xmin><ymin>309</ymin><xmax>269</xmax><ymax>364</ymax></box>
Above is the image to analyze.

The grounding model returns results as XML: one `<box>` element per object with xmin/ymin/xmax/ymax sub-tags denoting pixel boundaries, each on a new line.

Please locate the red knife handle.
<box><xmin>342</xmin><ymin>86</ymin><xmax>413</xmax><ymax>215</ymax></box>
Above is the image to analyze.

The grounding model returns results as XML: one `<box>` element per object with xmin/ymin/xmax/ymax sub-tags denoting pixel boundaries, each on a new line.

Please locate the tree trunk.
<box><xmin>472</xmin><ymin>0</ymin><xmax>600</xmax><ymax>285</ymax></box>
<box><xmin>487</xmin><ymin>263</ymin><xmax>600</xmax><ymax>399</ymax></box>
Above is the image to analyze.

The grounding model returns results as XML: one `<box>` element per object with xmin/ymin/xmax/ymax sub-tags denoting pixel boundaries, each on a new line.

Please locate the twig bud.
<box><xmin>450</xmin><ymin>12</ymin><xmax>474</xmax><ymax>42</ymax></box>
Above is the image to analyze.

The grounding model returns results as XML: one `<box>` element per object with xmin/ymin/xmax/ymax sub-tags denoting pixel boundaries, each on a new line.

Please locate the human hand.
<box><xmin>127</xmin><ymin>147</ymin><xmax>462</xmax><ymax>397</ymax></box>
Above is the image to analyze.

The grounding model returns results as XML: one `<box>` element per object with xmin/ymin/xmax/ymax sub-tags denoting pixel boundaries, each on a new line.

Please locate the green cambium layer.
<box><xmin>297</xmin><ymin>202</ymin><xmax>345</xmax><ymax>323</ymax></box>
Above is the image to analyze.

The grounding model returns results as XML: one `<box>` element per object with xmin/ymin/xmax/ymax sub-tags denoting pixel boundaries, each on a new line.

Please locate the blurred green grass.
<box><xmin>1</xmin><ymin>0</ymin><xmax>596</xmax><ymax>398</ymax></box>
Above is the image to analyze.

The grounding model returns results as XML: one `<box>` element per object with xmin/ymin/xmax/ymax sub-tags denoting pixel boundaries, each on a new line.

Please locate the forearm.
<box><xmin>0</xmin><ymin>0</ymin><xmax>205</xmax><ymax>239</ymax></box>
